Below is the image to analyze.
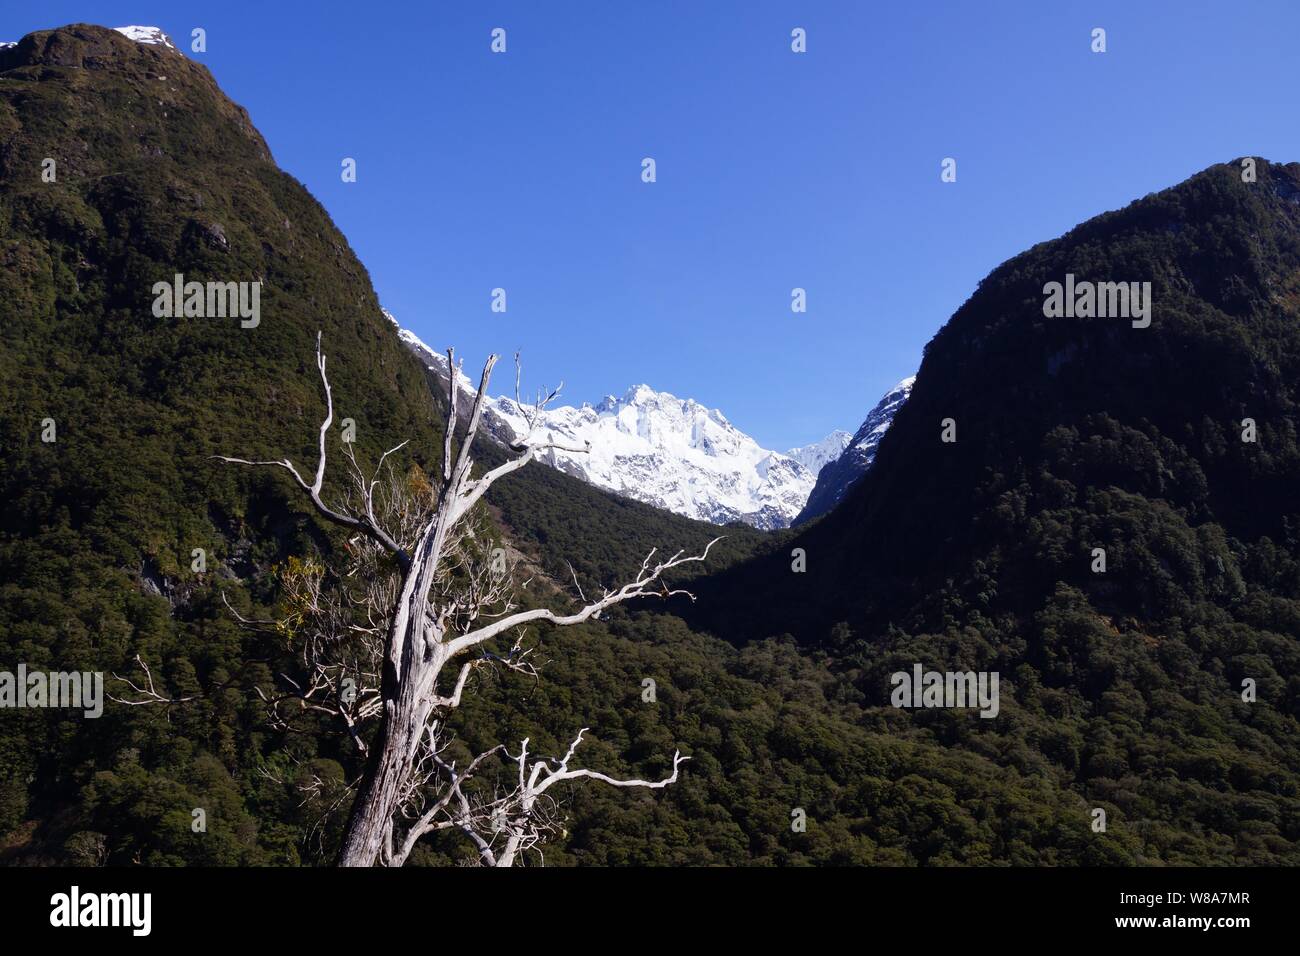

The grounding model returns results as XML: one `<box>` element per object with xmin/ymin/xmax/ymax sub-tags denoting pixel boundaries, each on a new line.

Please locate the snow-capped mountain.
<box><xmin>487</xmin><ymin>387</ymin><xmax>830</xmax><ymax>529</ymax></box>
<box><xmin>796</xmin><ymin>376</ymin><xmax>915</xmax><ymax>524</ymax></box>
<box><xmin>389</xmin><ymin>313</ymin><xmax>843</xmax><ymax>529</ymax></box>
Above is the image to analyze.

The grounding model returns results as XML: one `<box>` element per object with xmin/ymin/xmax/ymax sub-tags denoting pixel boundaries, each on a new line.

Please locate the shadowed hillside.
<box><xmin>689</xmin><ymin>159</ymin><xmax>1300</xmax><ymax>863</ymax></box>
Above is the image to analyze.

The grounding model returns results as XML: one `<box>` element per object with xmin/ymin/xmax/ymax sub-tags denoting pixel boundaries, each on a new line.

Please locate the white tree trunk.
<box><xmin>217</xmin><ymin>334</ymin><xmax>712</xmax><ymax>866</ymax></box>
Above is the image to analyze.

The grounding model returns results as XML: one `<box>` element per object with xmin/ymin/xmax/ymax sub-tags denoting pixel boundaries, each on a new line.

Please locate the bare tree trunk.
<box><xmin>338</xmin><ymin>705</ymin><xmax>412</xmax><ymax>866</ymax></box>
<box><xmin>339</xmin><ymin>612</ymin><xmax>439</xmax><ymax>867</ymax></box>
<box><xmin>217</xmin><ymin>335</ymin><xmax>712</xmax><ymax>866</ymax></box>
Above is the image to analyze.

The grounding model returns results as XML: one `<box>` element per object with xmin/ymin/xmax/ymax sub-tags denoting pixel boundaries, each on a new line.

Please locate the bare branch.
<box><xmin>444</xmin><ymin>537</ymin><xmax>723</xmax><ymax>658</ymax></box>
<box><xmin>391</xmin><ymin>743</ymin><xmax>503</xmax><ymax>866</ymax></box>
<box><xmin>107</xmin><ymin>655</ymin><xmax>196</xmax><ymax>708</ymax></box>
<box><xmin>212</xmin><ymin>332</ymin><xmax>409</xmax><ymax>570</ymax></box>
<box><xmin>531</xmin><ymin>729</ymin><xmax>690</xmax><ymax>797</ymax></box>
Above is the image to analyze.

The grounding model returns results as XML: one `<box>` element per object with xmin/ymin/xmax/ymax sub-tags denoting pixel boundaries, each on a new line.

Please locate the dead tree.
<box><xmin>217</xmin><ymin>333</ymin><xmax>716</xmax><ymax>866</ymax></box>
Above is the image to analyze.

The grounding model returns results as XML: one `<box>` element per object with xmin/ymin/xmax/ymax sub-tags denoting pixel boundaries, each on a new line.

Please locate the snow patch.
<box><xmin>114</xmin><ymin>26</ymin><xmax>176</xmax><ymax>49</ymax></box>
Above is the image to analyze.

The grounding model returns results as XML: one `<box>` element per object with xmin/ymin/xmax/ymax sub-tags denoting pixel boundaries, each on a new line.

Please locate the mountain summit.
<box><xmin>786</xmin><ymin>430</ymin><xmax>852</xmax><ymax>476</ymax></box>
<box><xmin>488</xmin><ymin>383</ymin><xmax>821</xmax><ymax>529</ymax></box>
<box><xmin>112</xmin><ymin>26</ymin><xmax>176</xmax><ymax>48</ymax></box>
<box><xmin>1</xmin><ymin>24</ymin><xmax>176</xmax><ymax>48</ymax></box>
<box><xmin>391</xmin><ymin>314</ymin><xmax>843</xmax><ymax>528</ymax></box>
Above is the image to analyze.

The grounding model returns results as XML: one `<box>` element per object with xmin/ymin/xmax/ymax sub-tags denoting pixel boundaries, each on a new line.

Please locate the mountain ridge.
<box><xmin>796</xmin><ymin>376</ymin><xmax>915</xmax><ymax>523</ymax></box>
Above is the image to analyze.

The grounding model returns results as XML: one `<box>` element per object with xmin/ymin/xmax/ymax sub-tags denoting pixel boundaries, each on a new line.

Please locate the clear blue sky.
<box><xmin>9</xmin><ymin>2</ymin><xmax>1300</xmax><ymax>448</ymax></box>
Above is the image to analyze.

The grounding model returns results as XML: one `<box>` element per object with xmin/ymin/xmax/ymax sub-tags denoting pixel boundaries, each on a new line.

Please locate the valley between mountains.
<box><xmin>1</xmin><ymin>24</ymin><xmax>1298</xmax><ymax>866</ymax></box>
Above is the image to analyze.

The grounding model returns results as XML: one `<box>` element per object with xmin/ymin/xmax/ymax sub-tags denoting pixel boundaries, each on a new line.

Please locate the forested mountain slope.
<box><xmin>690</xmin><ymin>159</ymin><xmax>1300</xmax><ymax>863</ymax></box>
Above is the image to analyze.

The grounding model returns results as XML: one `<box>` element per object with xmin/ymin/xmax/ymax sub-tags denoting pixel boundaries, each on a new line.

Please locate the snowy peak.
<box><xmin>114</xmin><ymin>26</ymin><xmax>176</xmax><ymax>49</ymax></box>
<box><xmin>796</xmin><ymin>375</ymin><xmax>915</xmax><ymax>524</ymax></box>
<box><xmin>786</xmin><ymin>430</ymin><xmax>852</xmax><ymax>477</ymax></box>
<box><xmin>595</xmin><ymin>384</ymin><xmax>730</xmax><ymax>430</ymax></box>
<box><xmin>842</xmin><ymin>376</ymin><xmax>914</xmax><ymax>463</ymax></box>
<box><xmin>389</xmin><ymin>312</ymin><xmax>846</xmax><ymax>529</ymax></box>
<box><xmin>485</xmin><ymin>389</ymin><xmax>824</xmax><ymax>529</ymax></box>
<box><xmin>581</xmin><ymin>385</ymin><xmax>747</xmax><ymax>461</ymax></box>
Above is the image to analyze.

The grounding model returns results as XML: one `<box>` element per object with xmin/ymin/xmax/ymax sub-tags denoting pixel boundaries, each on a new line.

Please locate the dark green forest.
<box><xmin>1</xmin><ymin>25</ymin><xmax>1297</xmax><ymax>866</ymax></box>
<box><xmin>691</xmin><ymin>158</ymin><xmax>1300</xmax><ymax>865</ymax></box>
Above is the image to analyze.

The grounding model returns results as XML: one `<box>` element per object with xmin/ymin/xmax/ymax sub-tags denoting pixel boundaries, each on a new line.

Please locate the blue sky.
<box><xmin>9</xmin><ymin>2</ymin><xmax>1300</xmax><ymax>448</ymax></box>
